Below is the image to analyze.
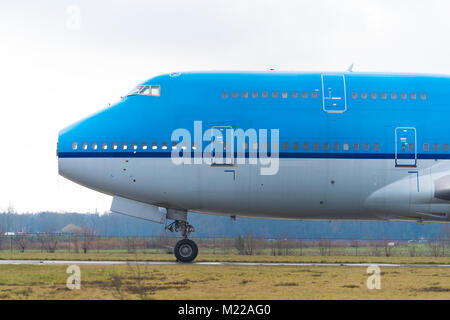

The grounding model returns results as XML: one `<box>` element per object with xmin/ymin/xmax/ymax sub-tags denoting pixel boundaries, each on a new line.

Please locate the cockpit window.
<box><xmin>127</xmin><ymin>86</ymin><xmax>143</xmax><ymax>96</ymax></box>
<box><xmin>127</xmin><ymin>85</ymin><xmax>160</xmax><ymax>97</ymax></box>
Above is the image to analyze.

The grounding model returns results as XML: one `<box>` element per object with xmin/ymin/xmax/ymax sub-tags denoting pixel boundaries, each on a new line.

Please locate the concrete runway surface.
<box><xmin>0</xmin><ymin>260</ymin><xmax>449</xmax><ymax>268</ymax></box>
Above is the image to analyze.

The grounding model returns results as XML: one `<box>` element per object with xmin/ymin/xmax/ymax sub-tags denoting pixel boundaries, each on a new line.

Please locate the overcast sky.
<box><xmin>1</xmin><ymin>0</ymin><xmax>450</xmax><ymax>214</ymax></box>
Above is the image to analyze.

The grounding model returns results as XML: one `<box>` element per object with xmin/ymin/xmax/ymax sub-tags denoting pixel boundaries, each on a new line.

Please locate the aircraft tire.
<box><xmin>174</xmin><ymin>239</ymin><xmax>198</xmax><ymax>263</ymax></box>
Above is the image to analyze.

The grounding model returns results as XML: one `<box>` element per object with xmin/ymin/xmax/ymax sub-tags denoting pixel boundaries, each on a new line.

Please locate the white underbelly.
<box><xmin>58</xmin><ymin>157</ymin><xmax>450</xmax><ymax>222</ymax></box>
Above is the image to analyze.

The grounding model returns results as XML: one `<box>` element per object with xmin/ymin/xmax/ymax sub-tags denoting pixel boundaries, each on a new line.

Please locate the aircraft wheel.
<box><xmin>174</xmin><ymin>239</ymin><xmax>198</xmax><ymax>263</ymax></box>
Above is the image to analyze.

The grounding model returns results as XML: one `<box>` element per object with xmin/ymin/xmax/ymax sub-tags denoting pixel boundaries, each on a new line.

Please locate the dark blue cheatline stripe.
<box><xmin>56</xmin><ymin>151</ymin><xmax>450</xmax><ymax>160</ymax></box>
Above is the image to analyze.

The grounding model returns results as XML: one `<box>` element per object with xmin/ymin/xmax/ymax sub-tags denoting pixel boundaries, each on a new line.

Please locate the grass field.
<box><xmin>0</xmin><ymin>263</ymin><xmax>449</xmax><ymax>300</ymax></box>
<box><xmin>0</xmin><ymin>251</ymin><xmax>450</xmax><ymax>264</ymax></box>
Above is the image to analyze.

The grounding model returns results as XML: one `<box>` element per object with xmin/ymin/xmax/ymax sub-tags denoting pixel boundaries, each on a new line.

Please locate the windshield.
<box><xmin>126</xmin><ymin>85</ymin><xmax>160</xmax><ymax>97</ymax></box>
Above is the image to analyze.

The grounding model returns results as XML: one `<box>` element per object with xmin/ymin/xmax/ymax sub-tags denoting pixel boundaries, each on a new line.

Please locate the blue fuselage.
<box><xmin>57</xmin><ymin>72</ymin><xmax>450</xmax><ymax>223</ymax></box>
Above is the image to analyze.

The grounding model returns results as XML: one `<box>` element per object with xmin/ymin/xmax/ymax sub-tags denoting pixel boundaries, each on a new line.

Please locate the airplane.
<box><xmin>58</xmin><ymin>71</ymin><xmax>450</xmax><ymax>262</ymax></box>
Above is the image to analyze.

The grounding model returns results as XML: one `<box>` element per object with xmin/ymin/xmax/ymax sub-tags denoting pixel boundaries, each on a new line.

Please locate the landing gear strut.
<box><xmin>165</xmin><ymin>210</ymin><xmax>198</xmax><ymax>263</ymax></box>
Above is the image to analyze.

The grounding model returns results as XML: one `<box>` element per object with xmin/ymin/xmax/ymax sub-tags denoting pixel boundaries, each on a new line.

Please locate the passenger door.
<box><xmin>321</xmin><ymin>74</ymin><xmax>347</xmax><ymax>113</ymax></box>
<box><xmin>395</xmin><ymin>127</ymin><xmax>417</xmax><ymax>167</ymax></box>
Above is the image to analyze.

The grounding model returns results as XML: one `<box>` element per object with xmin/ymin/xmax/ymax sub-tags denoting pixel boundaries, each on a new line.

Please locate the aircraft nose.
<box><xmin>57</xmin><ymin>120</ymin><xmax>110</xmax><ymax>192</ymax></box>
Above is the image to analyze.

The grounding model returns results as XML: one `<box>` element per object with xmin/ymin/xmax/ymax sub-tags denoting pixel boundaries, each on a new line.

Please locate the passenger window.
<box><xmin>102</xmin><ymin>142</ymin><xmax>108</xmax><ymax>150</ymax></box>
<box><xmin>252</xmin><ymin>91</ymin><xmax>258</xmax><ymax>98</ymax></box>
<box><xmin>351</xmin><ymin>92</ymin><xmax>357</xmax><ymax>99</ymax></box>
<box><xmin>313</xmin><ymin>142</ymin><xmax>319</xmax><ymax>151</ymax></box>
<box><xmin>292</xmin><ymin>91</ymin><xmax>298</xmax><ymax>99</ymax></box>
<box><xmin>262</xmin><ymin>91</ymin><xmax>268</xmax><ymax>98</ymax></box>
<box><xmin>282</xmin><ymin>91</ymin><xmax>288</xmax><ymax>99</ymax></box>
<box><xmin>374</xmin><ymin>143</ymin><xmax>380</xmax><ymax>151</ymax></box>
<box><xmin>242</xmin><ymin>91</ymin><xmax>249</xmax><ymax>99</ymax></box>
<box><xmin>408</xmin><ymin>143</ymin><xmax>414</xmax><ymax>152</ymax></box>
<box><xmin>343</xmin><ymin>143</ymin><xmax>349</xmax><ymax>151</ymax></box>
<box><xmin>192</xmin><ymin>142</ymin><xmax>198</xmax><ymax>150</ymax></box>
<box><xmin>444</xmin><ymin>143</ymin><xmax>449</xmax><ymax>152</ymax></box>
<box><xmin>293</xmin><ymin>142</ymin><xmax>299</xmax><ymax>151</ymax></box>
<box><xmin>272</xmin><ymin>142</ymin><xmax>279</xmax><ymax>151</ymax></box>
<box><xmin>282</xmin><ymin>142</ymin><xmax>289</xmax><ymax>151</ymax></box>
<box><xmin>371</xmin><ymin>93</ymin><xmax>377</xmax><ymax>99</ymax></box>
<box><xmin>82</xmin><ymin>142</ymin><xmax>88</xmax><ymax>150</ymax></box>
<box><xmin>152</xmin><ymin>142</ymin><xmax>158</xmax><ymax>150</ymax></box>
<box><xmin>131</xmin><ymin>142</ymin><xmax>137</xmax><ymax>150</ymax></box>
<box><xmin>302</xmin><ymin>92</ymin><xmax>308</xmax><ymax>99</ymax></box>
<box><xmin>162</xmin><ymin>142</ymin><xmax>168</xmax><ymax>150</ymax></box>
<box><xmin>433</xmin><ymin>143</ymin><xmax>439</xmax><ymax>151</ymax></box>
<box><xmin>253</xmin><ymin>142</ymin><xmax>258</xmax><ymax>150</ymax></box>
<box><xmin>222</xmin><ymin>92</ymin><xmax>228</xmax><ymax>99</ymax></box>
<box><xmin>243</xmin><ymin>142</ymin><xmax>249</xmax><ymax>150</ymax></box>
<box><xmin>72</xmin><ymin>142</ymin><xmax>78</xmax><ymax>150</ymax></box>
<box><xmin>261</xmin><ymin>142</ymin><xmax>268</xmax><ymax>151</ymax></box>
<box><xmin>141</xmin><ymin>142</ymin><xmax>147</xmax><ymax>150</ymax></box>
<box><xmin>303</xmin><ymin>142</ymin><xmax>309</xmax><ymax>151</ymax></box>
<box><xmin>420</xmin><ymin>93</ymin><xmax>427</xmax><ymax>100</ymax></box>
<box><xmin>361</xmin><ymin>92</ymin><xmax>367</xmax><ymax>99</ymax></box>
<box><xmin>391</xmin><ymin>93</ymin><xmax>397</xmax><ymax>99</ymax></box>
<box><xmin>272</xmin><ymin>91</ymin><xmax>278</xmax><ymax>98</ymax></box>
<box><xmin>171</xmin><ymin>142</ymin><xmax>177</xmax><ymax>150</ymax></box>
<box><xmin>311</xmin><ymin>92</ymin><xmax>318</xmax><ymax>98</ymax></box>
<box><xmin>112</xmin><ymin>142</ymin><xmax>118</xmax><ymax>150</ymax></box>
<box><xmin>232</xmin><ymin>92</ymin><xmax>238</xmax><ymax>98</ymax></box>
<box><xmin>401</xmin><ymin>93</ymin><xmax>407</xmax><ymax>100</ymax></box>
<box><xmin>381</xmin><ymin>93</ymin><xmax>387</xmax><ymax>99</ymax></box>
<box><xmin>363</xmin><ymin>143</ymin><xmax>369</xmax><ymax>151</ymax></box>
<box><xmin>181</xmin><ymin>142</ymin><xmax>187</xmax><ymax>150</ymax></box>
<box><xmin>333</xmin><ymin>142</ymin><xmax>339</xmax><ymax>151</ymax></box>
<box><xmin>92</xmin><ymin>142</ymin><xmax>98</xmax><ymax>150</ymax></box>
<box><xmin>122</xmin><ymin>142</ymin><xmax>128</xmax><ymax>150</ymax></box>
<box><xmin>323</xmin><ymin>142</ymin><xmax>330</xmax><ymax>151</ymax></box>
<box><xmin>423</xmin><ymin>143</ymin><xmax>429</xmax><ymax>152</ymax></box>
<box><xmin>353</xmin><ymin>143</ymin><xmax>359</xmax><ymax>151</ymax></box>
<box><xmin>411</xmin><ymin>93</ymin><xmax>417</xmax><ymax>100</ymax></box>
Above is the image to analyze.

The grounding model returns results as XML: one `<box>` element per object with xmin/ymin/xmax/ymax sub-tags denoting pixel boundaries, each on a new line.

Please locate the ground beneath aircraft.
<box><xmin>0</xmin><ymin>260</ymin><xmax>449</xmax><ymax>299</ymax></box>
<box><xmin>1</xmin><ymin>260</ymin><xmax>450</xmax><ymax>268</ymax></box>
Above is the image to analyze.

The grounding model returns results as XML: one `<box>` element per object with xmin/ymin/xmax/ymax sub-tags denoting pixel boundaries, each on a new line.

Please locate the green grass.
<box><xmin>0</xmin><ymin>264</ymin><xmax>449</xmax><ymax>300</ymax></box>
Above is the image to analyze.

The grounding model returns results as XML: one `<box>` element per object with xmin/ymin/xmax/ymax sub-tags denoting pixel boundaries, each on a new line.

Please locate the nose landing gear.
<box><xmin>165</xmin><ymin>212</ymin><xmax>198</xmax><ymax>263</ymax></box>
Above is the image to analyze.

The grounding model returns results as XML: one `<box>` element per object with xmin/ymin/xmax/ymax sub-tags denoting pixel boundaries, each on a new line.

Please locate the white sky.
<box><xmin>1</xmin><ymin>0</ymin><xmax>450</xmax><ymax>214</ymax></box>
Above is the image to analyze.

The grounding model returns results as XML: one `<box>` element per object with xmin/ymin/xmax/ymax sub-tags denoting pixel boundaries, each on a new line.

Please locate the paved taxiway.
<box><xmin>0</xmin><ymin>260</ymin><xmax>449</xmax><ymax>268</ymax></box>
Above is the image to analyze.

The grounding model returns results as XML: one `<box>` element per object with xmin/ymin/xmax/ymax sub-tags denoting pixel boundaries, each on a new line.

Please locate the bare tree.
<box><xmin>351</xmin><ymin>239</ymin><xmax>359</xmax><ymax>256</ymax></box>
<box><xmin>109</xmin><ymin>273</ymin><xmax>125</xmax><ymax>300</ymax></box>
<box><xmin>126</xmin><ymin>237</ymin><xmax>137</xmax><ymax>253</ymax></box>
<box><xmin>14</xmin><ymin>234</ymin><xmax>28</xmax><ymax>253</ymax></box>
<box><xmin>383</xmin><ymin>239</ymin><xmax>392</xmax><ymax>257</ymax></box>
<box><xmin>45</xmin><ymin>233</ymin><xmax>58</xmax><ymax>253</ymax></box>
<box><xmin>408</xmin><ymin>242</ymin><xmax>416</xmax><ymax>257</ymax></box>
<box><xmin>0</xmin><ymin>224</ymin><xmax>4</xmax><ymax>251</ymax></box>
<box><xmin>81</xmin><ymin>226</ymin><xmax>95</xmax><ymax>254</ymax></box>
<box><xmin>234</xmin><ymin>231</ymin><xmax>255</xmax><ymax>255</ymax></box>
<box><xmin>72</xmin><ymin>234</ymin><xmax>80</xmax><ymax>253</ymax></box>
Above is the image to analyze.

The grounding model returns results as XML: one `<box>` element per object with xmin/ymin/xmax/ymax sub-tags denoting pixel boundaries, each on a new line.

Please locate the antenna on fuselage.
<box><xmin>347</xmin><ymin>64</ymin><xmax>354</xmax><ymax>72</ymax></box>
